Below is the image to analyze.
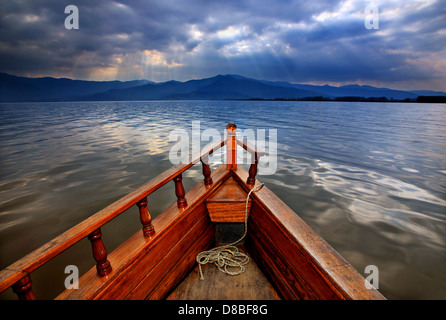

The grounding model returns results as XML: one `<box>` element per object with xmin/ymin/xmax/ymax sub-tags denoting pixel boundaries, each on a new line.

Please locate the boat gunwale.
<box><xmin>57</xmin><ymin>164</ymin><xmax>231</xmax><ymax>300</ymax></box>
<box><xmin>0</xmin><ymin>139</ymin><xmax>226</xmax><ymax>293</ymax></box>
<box><xmin>231</xmin><ymin>167</ymin><xmax>386</xmax><ymax>300</ymax></box>
<box><xmin>0</xmin><ymin>135</ymin><xmax>264</xmax><ymax>296</ymax></box>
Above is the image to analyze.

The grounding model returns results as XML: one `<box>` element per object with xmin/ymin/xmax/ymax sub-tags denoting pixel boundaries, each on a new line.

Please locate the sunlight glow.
<box><xmin>23</xmin><ymin>14</ymin><xmax>40</xmax><ymax>22</ymax></box>
<box><xmin>141</xmin><ymin>49</ymin><xmax>183</xmax><ymax>68</ymax></box>
<box><xmin>216</xmin><ymin>26</ymin><xmax>244</xmax><ymax>39</ymax></box>
<box><xmin>189</xmin><ymin>25</ymin><xmax>205</xmax><ymax>41</ymax></box>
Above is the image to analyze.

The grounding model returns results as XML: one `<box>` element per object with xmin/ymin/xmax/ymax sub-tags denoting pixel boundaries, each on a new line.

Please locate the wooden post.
<box><xmin>12</xmin><ymin>274</ymin><xmax>37</xmax><ymax>300</ymax></box>
<box><xmin>136</xmin><ymin>197</ymin><xmax>155</xmax><ymax>237</ymax></box>
<box><xmin>173</xmin><ymin>174</ymin><xmax>188</xmax><ymax>208</ymax></box>
<box><xmin>88</xmin><ymin>228</ymin><xmax>112</xmax><ymax>276</ymax></box>
<box><xmin>226</xmin><ymin>123</ymin><xmax>237</xmax><ymax>170</ymax></box>
<box><xmin>247</xmin><ymin>152</ymin><xmax>259</xmax><ymax>185</ymax></box>
<box><xmin>201</xmin><ymin>154</ymin><xmax>213</xmax><ymax>185</ymax></box>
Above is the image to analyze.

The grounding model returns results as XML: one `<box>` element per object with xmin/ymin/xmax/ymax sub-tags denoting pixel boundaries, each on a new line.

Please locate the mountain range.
<box><xmin>1</xmin><ymin>72</ymin><xmax>445</xmax><ymax>102</ymax></box>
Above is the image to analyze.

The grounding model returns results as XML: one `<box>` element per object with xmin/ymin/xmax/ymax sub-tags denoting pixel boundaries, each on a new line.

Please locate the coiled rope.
<box><xmin>196</xmin><ymin>182</ymin><xmax>265</xmax><ymax>280</ymax></box>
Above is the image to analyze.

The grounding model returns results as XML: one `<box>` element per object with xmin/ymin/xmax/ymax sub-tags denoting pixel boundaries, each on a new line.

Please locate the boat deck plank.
<box><xmin>166</xmin><ymin>245</ymin><xmax>281</xmax><ymax>300</ymax></box>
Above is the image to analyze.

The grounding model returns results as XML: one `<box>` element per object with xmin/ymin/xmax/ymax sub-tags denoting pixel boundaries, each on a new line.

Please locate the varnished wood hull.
<box><xmin>57</xmin><ymin>165</ymin><xmax>384</xmax><ymax>300</ymax></box>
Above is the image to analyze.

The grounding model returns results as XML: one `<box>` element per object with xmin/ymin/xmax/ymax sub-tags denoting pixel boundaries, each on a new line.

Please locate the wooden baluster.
<box><xmin>12</xmin><ymin>274</ymin><xmax>37</xmax><ymax>300</ymax></box>
<box><xmin>173</xmin><ymin>174</ymin><xmax>188</xmax><ymax>208</ymax></box>
<box><xmin>88</xmin><ymin>228</ymin><xmax>112</xmax><ymax>276</ymax></box>
<box><xmin>247</xmin><ymin>152</ymin><xmax>259</xmax><ymax>185</ymax></box>
<box><xmin>137</xmin><ymin>197</ymin><xmax>155</xmax><ymax>237</ymax></box>
<box><xmin>201</xmin><ymin>154</ymin><xmax>213</xmax><ymax>185</ymax></box>
<box><xmin>226</xmin><ymin>123</ymin><xmax>237</xmax><ymax>170</ymax></box>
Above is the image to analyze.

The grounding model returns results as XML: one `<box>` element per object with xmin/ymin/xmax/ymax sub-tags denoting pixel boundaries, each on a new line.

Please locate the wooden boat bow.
<box><xmin>0</xmin><ymin>123</ymin><xmax>385</xmax><ymax>300</ymax></box>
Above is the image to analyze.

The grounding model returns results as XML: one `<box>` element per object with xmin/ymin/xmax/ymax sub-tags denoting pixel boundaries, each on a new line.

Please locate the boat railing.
<box><xmin>0</xmin><ymin>123</ymin><xmax>264</xmax><ymax>300</ymax></box>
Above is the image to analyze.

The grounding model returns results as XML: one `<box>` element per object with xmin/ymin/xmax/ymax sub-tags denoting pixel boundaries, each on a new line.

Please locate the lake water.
<box><xmin>0</xmin><ymin>100</ymin><xmax>445</xmax><ymax>299</ymax></box>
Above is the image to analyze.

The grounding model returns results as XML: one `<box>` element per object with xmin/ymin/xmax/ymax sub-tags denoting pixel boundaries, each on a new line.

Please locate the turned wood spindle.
<box><xmin>201</xmin><ymin>154</ymin><xmax>213</xmax><ymax>186</ymax></box>
<box><xmin>226</xmin><ymin>123</ymin><xmax>237</xmax><ymax>170</ymax></box>
<box><xmin>88</xmin><ymin>228</ymin><xmax>112</xmax><ymax>276</ymax></box>
<box><xmin>137</xmin><ymin>197</ymin><xmax>155</xmax><ymax>237</ymax></box>
<box><xmin>12</xmin><ymin>274</ymin><xmax>37</xmax><ymax>300</ymax></box>
<box><xmin>173</xmin><ymin>173</ymin><xmax>188</xmax><ymax>208</ymax></box>
<box><xmin>247</xmin><ymin>152</ymin><xmax>259</xmax><ymax>185</ymax></box>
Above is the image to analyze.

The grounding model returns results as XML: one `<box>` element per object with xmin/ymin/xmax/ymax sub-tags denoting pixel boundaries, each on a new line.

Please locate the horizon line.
<box><xmin>2</xmin><ymin>71</ymin><xmax>446</xmax><ymax>94</ymax></box>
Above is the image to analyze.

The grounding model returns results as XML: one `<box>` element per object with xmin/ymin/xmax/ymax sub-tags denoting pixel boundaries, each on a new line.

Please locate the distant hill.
<box><xmin>410</xmin><ymin>90</ymin><xmax>446</xmax><ymax>96</ymax></box>
<box><xmin>0</xmin><ymin>73</ymin><xmax>152</xmax><ymax>102</ymax></box>
<box><xmin>259</xmin><ymin>79</ymin><xmax>421</xmax><ymax>100</ymax></box>
<box><xmin>1</xmin><ymin>72</ymin><xmax>444</xmax><ymax>102</ymax></box>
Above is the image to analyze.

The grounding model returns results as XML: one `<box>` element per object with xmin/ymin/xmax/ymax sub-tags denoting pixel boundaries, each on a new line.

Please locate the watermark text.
<box><xmin>364</xmin><ymin>3</ymin><xmax>379</xmax><ymax>29</ymax></box>
<box><xmin>64</xmin><ymin>5</ymin><xmax>79</xmax><ymax>30</ymax></box>
<box><xmin>169</xmin><ymin>121</ymin><xmax>277</xmax><ymax>175</ymax></box>
<box><xmin>364</xmin><ymin>264</ymin><xmax>379</xmax><ymax>289</ymax></box>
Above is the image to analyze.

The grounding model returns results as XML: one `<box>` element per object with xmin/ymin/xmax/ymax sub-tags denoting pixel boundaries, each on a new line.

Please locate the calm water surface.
<box><xmin>0</xmin><ymin>101</ymin><xmax>445</xmax><ymax>299</ymax></box>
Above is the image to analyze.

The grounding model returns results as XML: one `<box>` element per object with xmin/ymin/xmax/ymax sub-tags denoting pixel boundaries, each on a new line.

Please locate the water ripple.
<box><xmin>1</xmin><ymin>101</ymin><xmax>445</xmax><ymax>299</ymax></box>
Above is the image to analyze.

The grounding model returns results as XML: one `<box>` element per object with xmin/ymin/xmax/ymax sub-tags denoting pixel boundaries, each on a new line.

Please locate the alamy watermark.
<box><xmin>364</xmin><ymin>265</ymin><xmax>379</xmax><ymax>289</ymax></box>
<box><xmin>64</xmin><ymin>265</ymin><xmax>79</xmax><ymax>289</ymax></box>
<box><xmin>64</xmin><ymin>4</ymin><xmax>379</xmax><ymax>31</ymax></box>
<box><xmin>169</xmin><ymin>121</ymin><xmax>278</xmax><ymax>175</ymax></box>
<box><xmin>63</xmin><ymin>263</ymin><xmax>379</xmax><ymax>290</ymax></box>
<box><xmin>364</xmin><ymin>3</ymin><xmax>379</xmax><ymax>30</ymax></box>
<box><xmin>64</xmin><ymin>5</ymin><xmax>79</xmax><ymax>30</ymax></box>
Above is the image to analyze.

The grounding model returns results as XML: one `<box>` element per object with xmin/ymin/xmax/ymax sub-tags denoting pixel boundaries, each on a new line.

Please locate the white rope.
<box><xmin>196</xmin><ymin>182</ymin><xmax>265</xmax><ymax>280</ymax></box>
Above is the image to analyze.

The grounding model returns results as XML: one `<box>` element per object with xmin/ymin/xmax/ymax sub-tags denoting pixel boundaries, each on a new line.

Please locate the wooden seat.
<box><xmin>205</xmin><ymin>177</ymin><xmax>252</xmax><ymax>223</ymax></box>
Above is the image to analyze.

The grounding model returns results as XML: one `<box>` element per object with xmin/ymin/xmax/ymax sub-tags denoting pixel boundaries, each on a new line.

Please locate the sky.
<box><xmin>1</xmin><ymin>0</ymin><xmax>445</xmax><ymax>91</ymax></box>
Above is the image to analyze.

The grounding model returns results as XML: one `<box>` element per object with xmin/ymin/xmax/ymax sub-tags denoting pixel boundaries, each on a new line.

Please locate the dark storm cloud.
<box><xmin>0</xmin><ymin>0</ymin><xmax>445</xmax><ymax>90</ymax></box>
